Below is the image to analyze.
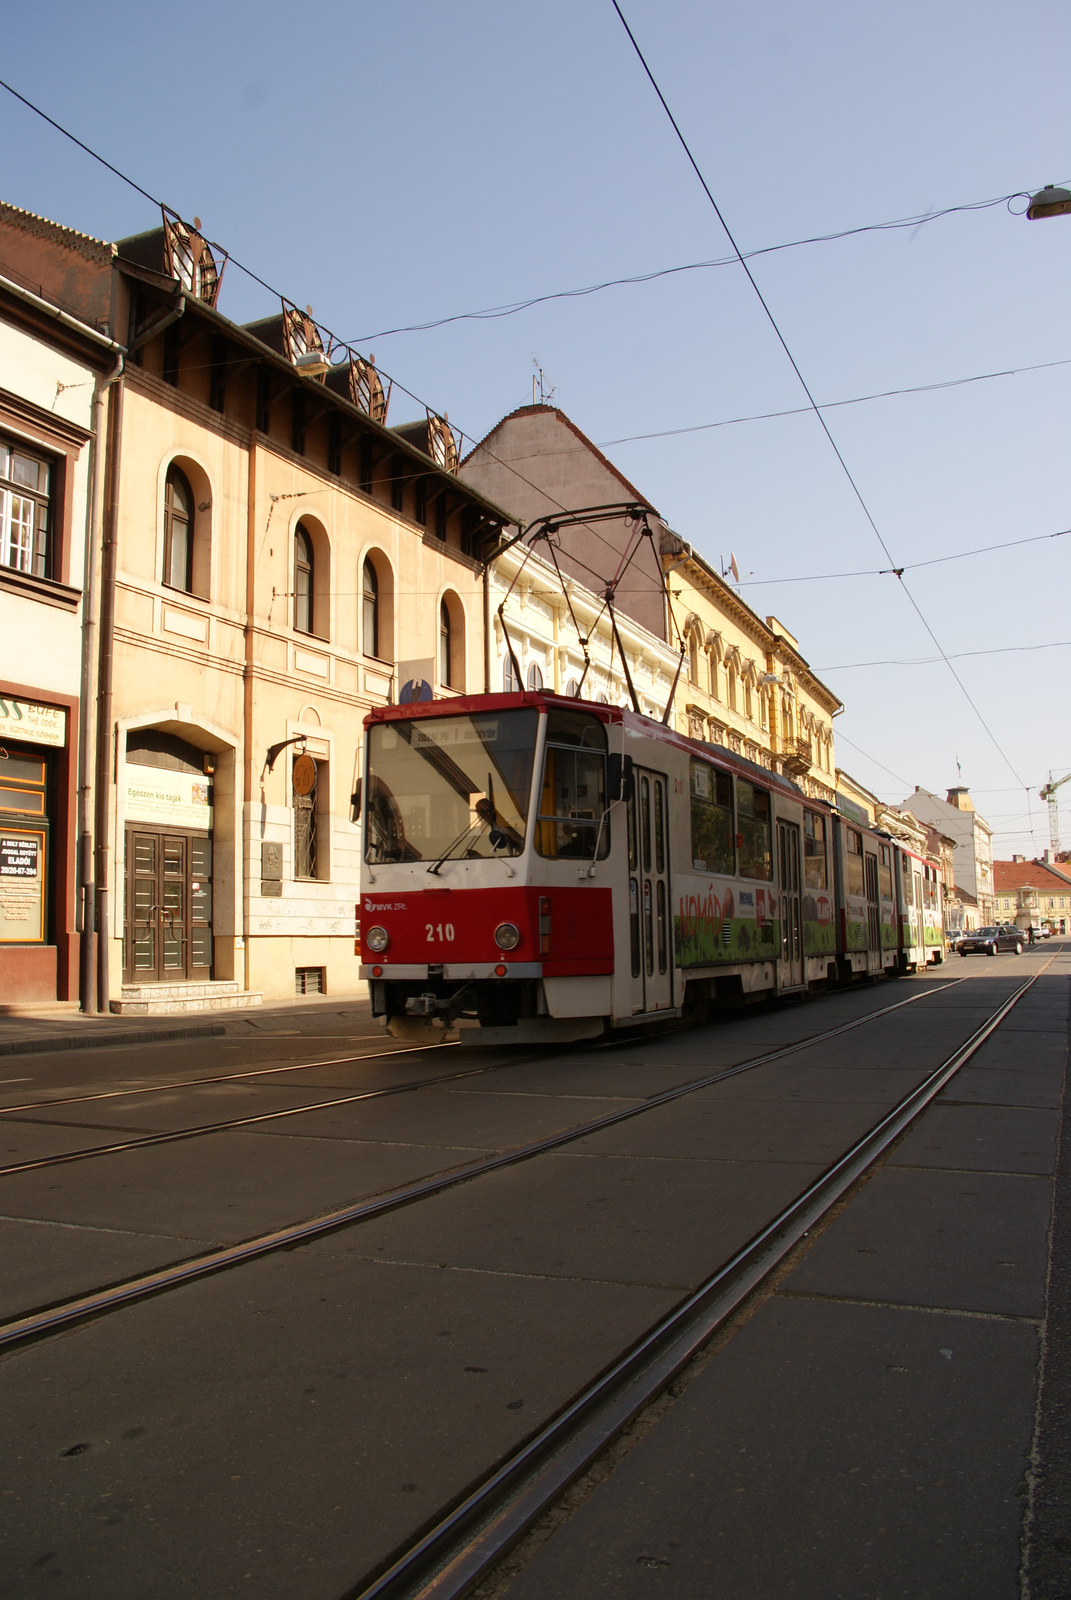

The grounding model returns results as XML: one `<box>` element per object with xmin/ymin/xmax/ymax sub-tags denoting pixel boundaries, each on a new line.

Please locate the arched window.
<box><xmin>362</xmin><ymin>558</ymin><xmax>379</xmax><ymax>658</ymax></box>
<box><xmin>709</xmin><ymin>656</ymin><xmax>719</xmax><ymax>699</ymax></box>
<box><xmin>565</xmin><ymin>677</ymin><xmax>580</xmax><ymax>698</ymax></box>
<box><xmin>439</xmin><ymin>600</ymin><xmax>452</xmax><ymax>687</ymax></box>
<box><xmin>688</xmin><ymin>631</ymin><xmax>700</xmax><ymax>684</ymax></box>
<box><xmin>294</xmin><ymin>524</ymin><xmax>314</xmax><ymax>634</ymax></box>
<box><xmin>527</xmin><ymin>663</ymin><xmax>543</xmax><ymax>691</ymax></box>
<box><xmin>503</xmin><ymin>654</ymin><xmax>521</xmax><ymax>693</ymax></box>
<box><xmin>727</xmin><ymin>665</ymin><xmax>737</xmax><ymax>713</ymax></box>
<box><xmin>163</xmin><ymin>466</ymin><xmax>194</xmax><ymax>592</ymax></box>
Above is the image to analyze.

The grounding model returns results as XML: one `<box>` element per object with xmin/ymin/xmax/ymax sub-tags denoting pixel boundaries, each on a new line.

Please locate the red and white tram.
<box><xmin>357</xmin><ymin>692</ymin><xmax>943</xmax><ymax>1045</ymax></box>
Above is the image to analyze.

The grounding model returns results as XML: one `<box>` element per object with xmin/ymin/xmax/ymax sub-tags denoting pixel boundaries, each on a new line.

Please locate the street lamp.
<box><xmin>1027</xmin><ymin>185</ymin><xmax>1071</xmax><ymax>221</ymax></box>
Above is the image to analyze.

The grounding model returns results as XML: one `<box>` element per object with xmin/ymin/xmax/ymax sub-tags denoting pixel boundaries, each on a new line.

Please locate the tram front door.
<box><xmin>627</xmin><ymin>768</ymin><xmax>673</xmax><ymax>1013</ymax></box>
<box><xmin>776</xmin><ymin>818</ymin><xmax>804</xmax><ymax>990</ymax></box>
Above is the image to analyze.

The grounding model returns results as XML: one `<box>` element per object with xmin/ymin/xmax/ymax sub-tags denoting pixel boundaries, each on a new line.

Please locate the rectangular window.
<box><xmin>359</xmin><ymin>436</ymin><xmax>374</xmax><ymax>494</ymax></box>
<box><xmin>736</xmin><ymin>780</ymin><xmax>772</xmax><ymax>880</ymax></box>
<box><xmin>803</xmin><ymin>811</ymin><xmax>827</xmax><ymax>891</ymax></box>
<box><xmin>689</xmin><ymin>758</ymin><xmax>734</xmax><ymax>874</ymax></box>
<box><xmin>327</xmin><ymin>414</ymin><xmax>342</xmax><ymax>476</ymax></box>
<box><xmin>295</xmin><ymin>966</ymin><xmax>324</xmax><ymax>995</ymax></box>
<box><xmin>0</xmin><ymin>439</ymin><xmax>51</xmax><ymax>578</ymax></box>
<box><xmin>209</xmin><ymin>335</ymin><xmax>227</xmax><ymax>414</ymax></box>
<box><xmin>414</xmin><ymin>476</ymin><xmax>427</xmax><ymax>526</ymax></box>
<box><xmin>293</xmin><ymin>758</ymin><xmax>319</xmax><ymax>879</ymax></box>
<box><xmin>901</xmin><ymin>854</ymin><xmax>914</xmax><ymax>905</ymax></box>
<box><xmin>292</xmin><ymin>391</ymin><xmax>306</xmax><ymax>456</ymax></box>
<box><xmin>878</xmin><ymin>846</ymin><xmax>893</xmax><ymax>901</ymax></box>
<box><xmin>845</xmin><ymin>828</ymin><xmax>864</xmax><ymax>898</ymax></box>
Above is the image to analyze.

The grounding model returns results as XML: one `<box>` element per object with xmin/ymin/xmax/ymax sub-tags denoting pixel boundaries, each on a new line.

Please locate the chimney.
<box><xmin>946</xmin><ymin>786</ymin><xmax>974</xmax><ymax>811</ymax></box>
<box><xmin>1013</xmin><ymin>854</ymin><xmax>1025</xmax><ymax>863</ymax></box>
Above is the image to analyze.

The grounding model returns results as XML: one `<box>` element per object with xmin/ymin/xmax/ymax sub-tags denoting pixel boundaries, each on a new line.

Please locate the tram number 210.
<box><xmin>426</xmin><ymin>923</ymin><xmax>456</xmax><ymax>942</ymax></box>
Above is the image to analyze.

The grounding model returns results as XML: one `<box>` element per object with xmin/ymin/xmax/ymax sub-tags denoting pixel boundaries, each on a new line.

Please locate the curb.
<box><xmin>0</xmin><ymin>1022</ymin><xmax>227</xmax><ymax>1058</ymax></box>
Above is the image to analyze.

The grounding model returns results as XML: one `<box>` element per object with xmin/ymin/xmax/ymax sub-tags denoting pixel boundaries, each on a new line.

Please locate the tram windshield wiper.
<box><xmin>426</xmin><ymin>771</ymin><xmax>523</xmax><ymax>875</ymax></box>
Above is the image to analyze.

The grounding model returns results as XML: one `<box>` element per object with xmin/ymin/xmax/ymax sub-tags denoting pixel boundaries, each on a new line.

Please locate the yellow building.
<box><xmin>661</xmin><ymin>533</ymin><xmax>840</xmax><ymax>803</ymax></box>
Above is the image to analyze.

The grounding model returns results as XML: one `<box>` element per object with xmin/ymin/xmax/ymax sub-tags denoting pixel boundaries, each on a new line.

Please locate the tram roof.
<box><xmin>364</xmin><ymin>691</ymin><xmax>817</xmax><ymax>808</ymax></box>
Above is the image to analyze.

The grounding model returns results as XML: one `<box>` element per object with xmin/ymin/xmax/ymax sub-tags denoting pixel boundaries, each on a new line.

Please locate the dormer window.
<box><xmin>162</xmin><ymin>208</ymin><xmax>223</xmax><ymax>306</ymax></box>
<box><xmin>283</xmin><ymin>304</ymin><xmax>329</xmax><ymax>380</ymax></box>
<box><xmin>427</xmin><ymin>413</ymin><xmax>458</xmax><ymax>473</ymax></box>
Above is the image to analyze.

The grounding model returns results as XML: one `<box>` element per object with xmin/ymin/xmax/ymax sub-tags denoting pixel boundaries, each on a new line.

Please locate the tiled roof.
<box><xmin>460</xmin><ymin>404</ymin><xmax>653</xmax><ymax>510</ymax></box>
<box><xmin>0</xmin><ymin>200</ymin><xmax>115</xmax><ymax>263</ymax></box>
<box><xmin>993</xmin><ymin>859</ymin><xmax>1071</xmax><ymax>893</ymax></box>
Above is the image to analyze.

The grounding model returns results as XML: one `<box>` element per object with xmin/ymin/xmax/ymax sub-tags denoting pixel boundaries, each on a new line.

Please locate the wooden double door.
<box><xmin>124</xmin><ymin>829</ymin><xmax>212</xmax><ymax>982</ymax></box>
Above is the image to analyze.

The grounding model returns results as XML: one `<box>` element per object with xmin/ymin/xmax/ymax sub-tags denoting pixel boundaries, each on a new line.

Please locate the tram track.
<box><xmin>341</xmin><ymin>964</ymin><xmax>1049</xmax><ymax>1600</ymax></box>
<box><xmin>0</xmin><ymin>974</ymin><xmax>972</xmax><ymax>1351</ymax></box>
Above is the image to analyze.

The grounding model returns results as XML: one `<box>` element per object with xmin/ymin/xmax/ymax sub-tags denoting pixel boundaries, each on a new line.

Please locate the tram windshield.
<box><xmin>364</xmin><ymin>709</ymin><xmax>537</xmax><ymax>864</ymax></box>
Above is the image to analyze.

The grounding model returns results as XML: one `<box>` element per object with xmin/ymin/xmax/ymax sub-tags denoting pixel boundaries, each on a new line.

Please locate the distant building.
<box><xmin>895</xmin><ymin>787</ymin><xmax>994</xmax><ymax>924</ymax></box>
<box><xmin>994</xmin><ymin>856</ymin><xmax>1070</xmax><ymax>935</ymax></box>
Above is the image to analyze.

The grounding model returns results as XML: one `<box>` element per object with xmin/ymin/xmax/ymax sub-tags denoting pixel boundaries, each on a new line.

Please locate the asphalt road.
<box><xmin>0</xmin><ymin>949</ymin><xmax>1065</xmax><ymax>1599</ymax></box>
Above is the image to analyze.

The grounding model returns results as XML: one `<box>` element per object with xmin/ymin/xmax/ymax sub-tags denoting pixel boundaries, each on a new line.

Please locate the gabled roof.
<box><xmin>993</xmin><ymin>859</ymin><xmax>1071</xmax><ymax>893</ymax></box>
<box><xmin>461</xmin><ymin>404</ymin><xmax>653</xmax><ymax>511</ymax></box>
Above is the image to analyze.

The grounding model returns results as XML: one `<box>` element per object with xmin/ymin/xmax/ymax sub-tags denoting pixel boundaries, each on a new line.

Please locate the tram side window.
<box><xmin>689</xmin><ymin>759</ymin><xmax>734</xmax><ymax>875</ymax></box>
<box><xmin>923</xmin><ymin>866</ymin><xmax>937</xmax><ymax>911</ymax></box>
<box><xmin>736</xmin><ymin>780</ymin><xmax>772</xmax><ymax>880</ymax></box>
<box><xmin>901</xmin><ymin>854</ymin><xmax>914</xmax><ymax>905</ymax></box>
<box><xmin>878</xmin><ymin>843</ymin><xmax>893</xmax><ymax>900</ymax></box>
<box><xmin>845</xmin><ymin>828</ymin><xmax>865</xmax><ymax>898</ymax></box>
<box><xmin>536</xmin><ymin>710</ymin><xmax>610</xmax><ymax>860</ymax></box>
<box><xmin>803</xmin><ymin>811</ymin><xmax>827</xmax><ymax>891</ymax></box>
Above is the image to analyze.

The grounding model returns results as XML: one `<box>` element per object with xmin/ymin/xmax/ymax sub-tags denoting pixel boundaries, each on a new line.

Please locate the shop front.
<box><xmin>0</xmin><ymin>693</ymin><xmax>76</xmax><ymax>1004</ymax></box>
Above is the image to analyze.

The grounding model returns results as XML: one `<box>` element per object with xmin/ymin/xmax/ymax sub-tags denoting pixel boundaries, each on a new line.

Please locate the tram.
<box><xmin>357</xmin><ymin>692</ymin><xmax>944</xmax><ymax>1045</ymax></box>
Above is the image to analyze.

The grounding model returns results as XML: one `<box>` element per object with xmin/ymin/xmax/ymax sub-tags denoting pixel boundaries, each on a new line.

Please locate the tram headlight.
<box><xmin>364</xmin><ymin>925</ymin><xmax>390</xmax><ymax>954</ymax></box>
<box><xmin>494</xmin><ymin>922</ymin><xmax>521</xmax><ymax>952</ymax></box>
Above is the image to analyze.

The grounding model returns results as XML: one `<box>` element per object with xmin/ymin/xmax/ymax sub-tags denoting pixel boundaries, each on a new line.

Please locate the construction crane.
<box><xmin>1039</xmin><ymin>770</ymin><xmax>1071</xmax><ymax>855</ymax></box>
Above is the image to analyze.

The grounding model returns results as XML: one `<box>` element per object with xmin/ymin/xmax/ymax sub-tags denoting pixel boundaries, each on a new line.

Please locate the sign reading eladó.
<box><xmin>125</xmin><ymin>769</ymin><xmax>213</xmax><ymax>830</ymax></box>
<box><xmin>0</xmin><ymin>828</ymin><xmax>46</xmax><ymax>942</ymax></box>
<box><xmin>0</xmin><ymin>698</ymin><xmax>66</xmax><ymax>748</ymax></box>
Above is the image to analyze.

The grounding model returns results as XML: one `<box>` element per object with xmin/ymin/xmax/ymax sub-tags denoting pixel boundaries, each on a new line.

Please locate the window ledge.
<box><xmin>0</xmin><ymin>565</ymin><xmax>81</xmax><ymax>612</ymax></box>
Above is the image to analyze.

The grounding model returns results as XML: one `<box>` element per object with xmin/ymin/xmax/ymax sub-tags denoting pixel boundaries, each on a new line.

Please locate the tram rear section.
<box><xmin>358</xmin><ymin>692</ymin><xmax>947</xmax><ymax>1045</ymax></box>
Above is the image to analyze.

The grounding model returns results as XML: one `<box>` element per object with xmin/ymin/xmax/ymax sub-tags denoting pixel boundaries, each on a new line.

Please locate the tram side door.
<box><xmin>913</xmin><ymin>870</ymin><xmax>925</xmax><ymax>961</ymax></box>
<box><xmin>776</xmin><ymin>819</ymin><xmax>804</xmax><ymax>990</ymax></box>
<box><xmin>864</xmin><ymin>849</ymin><xmax>881</xmax><ymax>966</ymax></box>
<box><xmin>627</xmin><ymin>769</ymin><xmax>673</xmax><ymax>1013</ymax></box>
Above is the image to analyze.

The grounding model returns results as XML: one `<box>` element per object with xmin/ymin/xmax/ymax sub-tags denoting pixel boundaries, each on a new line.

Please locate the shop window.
<box><xmin>736</xmin><ymin>780</ymin><xmax>772</xmax><ymax>880</ymax></box>
<box><xmin>0</xmin><ymin>438</ymin><xmax>51</xmax><ymax>579</ymax></box>
<box><xmin>690</xmin><ymin>758</ymin><xmax>734</xmax><ymax>875</ymax></box>
<box><xmin>803</xmin><ymin>811</ymin><xmax>827</xmax><ymax>890</ymax></box>
<box><xmin>294</xmin><ymin>524</ymin><xmax>314</xmax><ymax>634</ymax></box>
<box><xmin>163</xmin><ymin>465</ymin><xmax>194</xmax><ymax>592</ymax></box>
<box><xmin>362</xmin><ymin>559</ymin><xmax>379</xmax><ymax>658</ymax></box>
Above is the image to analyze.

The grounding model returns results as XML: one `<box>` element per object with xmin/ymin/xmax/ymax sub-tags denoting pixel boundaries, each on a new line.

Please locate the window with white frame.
<box><xmin>0</xmin><ymin>438</ymin><xmax>51</xmax><ymax>578</ymax></box>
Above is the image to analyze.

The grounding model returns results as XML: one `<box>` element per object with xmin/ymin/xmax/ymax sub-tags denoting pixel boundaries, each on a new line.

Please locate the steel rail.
<box><xmin>341</xmin><ymin>964</ymin><xmax>1048</xmax><ymax>1600</ymax></box>
<box><xmin>0</xmin><ymin>976</ymin><xmax>964</xmax><ymax>1179</ymax></box>
<box><xmin>0</xmin><ymin>976</ymin><xmax>967</xmax><ymax>1351</ymax></box>
<box><xmin>0</xmin><ymin>1039</ymin><xmax>454</xmax><ymax>1118</ymax></box>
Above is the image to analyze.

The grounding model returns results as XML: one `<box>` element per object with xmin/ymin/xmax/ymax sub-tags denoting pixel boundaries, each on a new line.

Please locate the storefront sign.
<box><xmin>0</xmin><ymin>828</ymin><xmax>46</xmax><ymax>942</ymax></box>
<box><xmin>0</xmin><ymin>698</ymin><xmax>66</xmax><ymax>748</ymax></box>
<box><xmin>125</xmin><ymin>768</ymin><xmax>213</xmax><ymax>830</ymax></box>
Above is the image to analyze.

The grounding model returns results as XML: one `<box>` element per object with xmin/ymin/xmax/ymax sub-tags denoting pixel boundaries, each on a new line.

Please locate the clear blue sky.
<box><xmin>3</xmin><ymin>0</ymin><xmax>1068</xmax><ymax>854</ymax></box>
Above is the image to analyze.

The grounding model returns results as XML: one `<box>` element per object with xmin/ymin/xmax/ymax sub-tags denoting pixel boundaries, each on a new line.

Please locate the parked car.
<box><xmin>959</xmin><ymin>925</ymin><xmax>1024</xmax><ymax>956</ymax></box>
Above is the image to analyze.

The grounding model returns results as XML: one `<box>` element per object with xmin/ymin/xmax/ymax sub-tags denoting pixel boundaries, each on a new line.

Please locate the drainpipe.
<box><xmin>242</xmin><ymin>432</ymin><xmax>258</xmax><ymax>996</ymax></box>
<box><xmin>93</xmin><ymin>371</ymin><xmax>125</xmax><ymax>1014</ymax></box>
<box><xmin>482</xmin><ymin>559</ymin><xmax>491</xmax><ymax>694</ymax></box>
<box><xmin>77</xmin><ymin>346</ymin><xmax>125</xmax><ymax>1013</ymax></box>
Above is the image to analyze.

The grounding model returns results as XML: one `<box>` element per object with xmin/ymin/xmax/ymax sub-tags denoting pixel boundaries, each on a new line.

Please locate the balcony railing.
<box><xmin>779</xmin><ymin>737</ymin><xmax>813</xmax><ymax>777</ymax></box>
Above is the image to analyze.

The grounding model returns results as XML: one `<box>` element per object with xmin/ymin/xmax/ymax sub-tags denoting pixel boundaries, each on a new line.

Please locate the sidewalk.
<box><xmin>0</xmin><ymin>991</ymin><xmax>375</xmax><ymax>1057</ymax></box>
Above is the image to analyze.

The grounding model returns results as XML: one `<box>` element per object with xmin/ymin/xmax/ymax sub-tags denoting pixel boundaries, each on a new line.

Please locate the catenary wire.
<box><xmin>597</xmin><ymin>357</ymin><xmax>1071</xmax><ymax>447</ymax></box>
<box><xmin>819</xmin><ymin>639</ymin><xmax>1071</xmax><ymax>671</ymax></box>
<box><xmin>343</xmin><ymin>192</ymin><xmax>1051</xmax><ymax>344</ymax></box>
<box><xmin>735</xmin><ymin>525</ymin><xmax>1071</xmax><ymax>588</ymax></box>
<box><xmin>607</xmin><ymin>0</ymin><xmax>1029</xmax><ymax>791</ymax></box>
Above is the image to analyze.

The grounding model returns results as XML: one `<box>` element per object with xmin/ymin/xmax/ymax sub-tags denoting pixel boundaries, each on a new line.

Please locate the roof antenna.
<box><xmin>531</xmin><ymin>357</ymin><xmax>556</xmax><ymax>407</ymax></box>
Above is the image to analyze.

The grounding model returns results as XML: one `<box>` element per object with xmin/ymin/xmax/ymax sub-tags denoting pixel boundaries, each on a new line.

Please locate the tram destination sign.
<box><xmin>0</xmin><ymin>698</ymin><xmax>66</xmax><ymax>748</ymax></box>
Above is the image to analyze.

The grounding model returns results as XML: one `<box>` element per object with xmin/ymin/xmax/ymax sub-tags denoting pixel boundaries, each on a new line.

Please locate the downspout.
<box><xmin>242</xmin><ymin>432</ymin><xmax>258</xmax><ymax>995</ymax></box>
<box><xmin>482</xmin><ymin>553</ymin><xmax>492</xmax><ymax>694</ymax></box>
<box><xmin>78</xmin><ymin>346</ymin><xmax>124</xmax><ymax>1013</ymax></box>
<box><xmin>94</xmin><ymin>369</ymin><xmax>124</xmax><ymax>1013</ymax></box>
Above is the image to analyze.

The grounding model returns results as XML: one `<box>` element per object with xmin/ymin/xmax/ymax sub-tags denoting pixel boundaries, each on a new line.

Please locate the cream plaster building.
<box><xmin>1</xmin><ymin>202</ymin><xmax>512</xmax><ymax>1011</ymax></box>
